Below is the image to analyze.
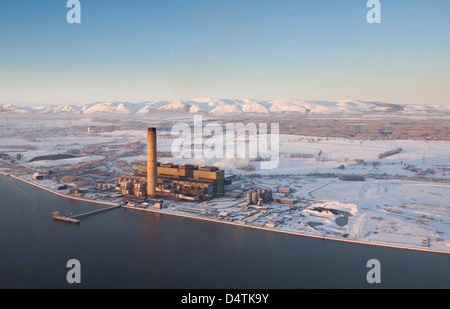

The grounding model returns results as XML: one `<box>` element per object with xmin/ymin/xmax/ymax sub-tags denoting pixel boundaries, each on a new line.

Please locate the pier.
<box><xmin>70</xmin><ymin>205</ymin><xmax>121</xmax><ymax>219</ymax></box>
<box><xmin>52</xmin><ymin>211</ymin><xmax>80</xmax><ymax>224</ymax></box>
<box><xmin>52</xmin><ymin>205</ymin><xmax>121</xmax><ymax>224</ymax></box>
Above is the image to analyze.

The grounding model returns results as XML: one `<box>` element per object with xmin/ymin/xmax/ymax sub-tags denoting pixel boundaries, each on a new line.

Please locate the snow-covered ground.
<box><xmin>0</xmin><ymin>115</ymin><xmax>449</xmax><ymax>253</ymax></box>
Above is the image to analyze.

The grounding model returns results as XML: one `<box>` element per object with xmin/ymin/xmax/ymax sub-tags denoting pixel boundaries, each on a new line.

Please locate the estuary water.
<box><xmin>0</xmin><ymin>175</ymin><xmax>448</xmax><ymax>289</ymax></box>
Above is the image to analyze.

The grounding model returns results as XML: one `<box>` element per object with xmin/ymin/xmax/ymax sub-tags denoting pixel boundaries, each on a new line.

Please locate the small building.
<box><xmin>52</xmin><ymin>184</ymin><xmax>67</xmax><ymax>190</ymax></box>
<box><xmin>32</xmin><ymin>173</ymin><xmax>44</xmax><ymax>180</ymax></box>
<box><xmin>224</xmin><ymin>181</ymin><xmax>241</xmax><ymax>191</ymax></box>
<box><xmin>139</xmin><ymin>202</ymin><xmax>149</xmax><ymax>209</ymax></box>
<box><xmin>339</xmin><ymin>175</ymin><xmax>365</xmax><ymax>181</ymax></box>
<box><xmin>278</xmin><ymin>187</ymin><xmax>293</xmax><ymax>194</ymax></box>
<box><xmin>218</xmin><ymin>212</ymin><xmax>228</xmax><ymax>218</ymax></box>
<box><xmin>272</xmin><ymin>198</ymin><xmax>297</xmax><ymax>205</ymax></box>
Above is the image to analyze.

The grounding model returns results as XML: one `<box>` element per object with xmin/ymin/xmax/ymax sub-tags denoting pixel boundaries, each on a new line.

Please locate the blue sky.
<box><xmin>0</xmin><ymin>0</ymin><xmax>449</xmax><ymax>106</ymax></box>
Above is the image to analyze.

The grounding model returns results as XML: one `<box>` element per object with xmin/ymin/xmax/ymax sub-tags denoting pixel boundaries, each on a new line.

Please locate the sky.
<box><xmin>0</xmin><ymin>0</ymin><xmax>449</xmax><ymax>106</ymax></box>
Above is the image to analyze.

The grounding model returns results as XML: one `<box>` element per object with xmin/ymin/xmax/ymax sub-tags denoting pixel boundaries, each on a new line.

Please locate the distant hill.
<box><xmin>1</xmin><ymin>98</ymin><xmax>449</xmax><ymax>116</ymax></box>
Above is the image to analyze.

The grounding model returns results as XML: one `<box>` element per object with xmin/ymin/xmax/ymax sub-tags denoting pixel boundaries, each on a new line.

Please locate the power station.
<box><xmin>117</xmin><ymin>127</ymin><xmax>235</xmax><ymax>204</ymax></box>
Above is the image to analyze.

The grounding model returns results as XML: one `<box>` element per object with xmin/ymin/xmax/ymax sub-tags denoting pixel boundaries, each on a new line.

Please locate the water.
<box><xmin>0</xmin><ymin>175</ymin><xmax>448</xmax><ymax>289</ymax></box>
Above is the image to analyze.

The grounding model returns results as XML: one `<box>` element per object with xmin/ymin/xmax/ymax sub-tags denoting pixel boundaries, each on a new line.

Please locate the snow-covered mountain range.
<box><xmin>1</xmin><ymin>98</ymin><xmax>449</xmax><ymax>115</ymax></box>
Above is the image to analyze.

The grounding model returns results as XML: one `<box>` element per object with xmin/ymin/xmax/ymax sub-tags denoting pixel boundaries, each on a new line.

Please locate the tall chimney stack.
<box><xmin>147</xmin><ymin>127</ymin><xmax>157</xmax><ymax>197</ymax></box>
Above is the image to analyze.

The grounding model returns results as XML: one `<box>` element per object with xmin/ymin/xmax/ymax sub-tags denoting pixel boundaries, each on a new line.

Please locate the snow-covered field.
<box><xmin>0</xmin><ymin>114</ymin><xmax>449</xmax><ymax>253</ymax></box>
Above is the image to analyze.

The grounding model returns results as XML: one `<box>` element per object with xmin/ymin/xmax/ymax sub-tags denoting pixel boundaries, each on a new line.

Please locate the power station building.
<box><xmin>117</xmin><ymin>127</ymin><xmax>228</xmax><ymax>202</ymax></box>
<box><xmin>122</xmin><ymin>162</ymin><xmax>226</xmax><ymax>201</ymax></box>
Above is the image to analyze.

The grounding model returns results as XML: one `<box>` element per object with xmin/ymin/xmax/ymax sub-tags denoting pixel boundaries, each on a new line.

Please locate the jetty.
<box><xmin>52</xmin><ymin>211</ymin><xmax>80</xmax><ymax>224</ymax></box>
<box><xmin>52</xmin><ymin>205</ymin><xmax>121</xmax><ymax>224</ymax></box>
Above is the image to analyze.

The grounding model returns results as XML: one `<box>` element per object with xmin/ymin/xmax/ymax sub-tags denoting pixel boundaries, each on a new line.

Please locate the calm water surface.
<box><xmin>0</xmin><ymin>175</ymin><xmax>448</xmax><ymax>289</ymax></box>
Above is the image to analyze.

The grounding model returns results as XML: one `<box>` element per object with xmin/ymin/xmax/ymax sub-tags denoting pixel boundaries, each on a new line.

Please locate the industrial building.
<box><xmin>119</xmin><ymin>162</ymin><xmax>227</xmax><ymax>202</ymax></box>
<box><xmin>136</xmin><ymin>163</ymin><xmax>225</xmax><ymax>193</ymax></box>
<box><xmin>117</xmin><ymin>127</ymin><xmax>233</xmax><ymax>203</ymax></box>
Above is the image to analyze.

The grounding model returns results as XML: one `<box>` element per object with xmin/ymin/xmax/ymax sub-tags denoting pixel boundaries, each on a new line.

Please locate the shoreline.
<box><xmin>1</xmin><ymin>172</ymin><xmax>449</xmax><ymax>256</ymax></box>
<box><xmin>0</xmin><ymin>171</ymin><xmax>119</xmax><ymax>207</ymax></box>
<box><xmin>122</xmin><ymin>204</ymin><xmax>450</xmax><ymax>256</ymax></box>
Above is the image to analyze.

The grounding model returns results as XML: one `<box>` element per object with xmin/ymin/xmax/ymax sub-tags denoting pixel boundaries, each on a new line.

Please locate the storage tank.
<box><xmin>247</xmin><ymin>192</ymin><xmax>252</xmax><ymax>204</ymax></box>
<box><xmin>252</xmin><ymin>192</ymin><xmax>258</xmax><ymax>204</ymax></box>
